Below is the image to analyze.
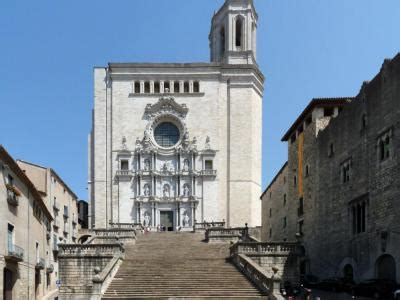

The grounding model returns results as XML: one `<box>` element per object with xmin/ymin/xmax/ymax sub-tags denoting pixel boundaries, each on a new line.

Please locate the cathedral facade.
<box><xmin>88</xmin><ymin>0</ymin><xmax>264</xmax><ymax>229</ymax></box>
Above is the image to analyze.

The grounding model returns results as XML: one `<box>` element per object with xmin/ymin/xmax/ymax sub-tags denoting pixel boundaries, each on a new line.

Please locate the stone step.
<box><xmin>102</xmin><ymin>232</ymin><xmax>265</xmax><ymax>298</ymax></box>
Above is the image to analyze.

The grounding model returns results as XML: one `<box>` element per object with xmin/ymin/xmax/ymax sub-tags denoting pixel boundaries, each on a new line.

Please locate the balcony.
<box><xmin>46</xmin><ymin>263</ymin><xmax>54</xmax><ymax>274</ymax></box>
<box><xmin>5</xmin><ymin>244</ymin><xmax>24</xmax><ymax>263</ymax></box>
<box><xmin>53</xmin><ymin>202</ymin><xmax>60</xmax><ymax>211</ymax></box>
<box><xmin>115</xmin><ymin>169</ymin><xmax>133</xmax><ymax>181</ymax></box>
<box><xmin>53</xmin><ymin>219</ymin><xmax>60</xmax><ymax>229</ymax></box>
<box><xmin>72</xmin><ymin>216</ymin><xmax>78</xmax><ymax>225</ymax></box>
<box><xmin>200</xmin><ymin>169</ymin><xmax>217</xmax><ymax>177</ymax></box>
<box><xmin>35</xmin><ymin>258</ymin><xmax>45</xmax><ymax>270</ymax></box>
<box><xmin>63</xmin><ymin>210</ymin><xmax>69</xmax><ymax>218</ymax></box>
<box><xmin>7</xmin><ymin>189</ymin><xmax>19</xmax><ymax>206</ymax></box>
<box><xmin>63</xmin><ymin>228</ymin><xmax>68</xmax><ymax>235</ymax></box>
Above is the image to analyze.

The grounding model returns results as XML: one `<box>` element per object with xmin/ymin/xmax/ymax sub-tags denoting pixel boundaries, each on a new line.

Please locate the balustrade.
<box><xmin>58</xmin><ymin>243</ymin><xmax>124</xmax><ymax>257</ymax></box>
<box><xmin>230</xmin><ymin>241</ymin><xmax>301</xmax><ymax>257</ymax></box>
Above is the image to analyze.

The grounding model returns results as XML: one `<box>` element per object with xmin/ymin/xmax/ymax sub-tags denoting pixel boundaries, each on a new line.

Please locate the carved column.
<box><xmin>191</xmin><ymin>203</ymin><xmax>195</xmax><ymax>227</ymax></box>
<box><xmin>150</xmin><ymin>81</ymin><xmax>154</xmax><ymax>93</ymax></box>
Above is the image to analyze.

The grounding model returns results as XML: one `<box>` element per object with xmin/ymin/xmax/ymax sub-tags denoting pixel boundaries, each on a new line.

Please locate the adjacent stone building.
<box><xmin>89</xmin><ymin>0</ymin><xmax>264</xmax><ymax>229</ymax></box>
<box><xmin>0</xmin><ymin>146</ymin><xmax>54</xmax><ymax>299</ymax></box>
<box><xmin>262</xmin><ymin>54</ymin><xmax>400</xmax><ymax>283</ymax></box>
<box><xmin>17</xmin><ymin>160</ymin><xmax>80</xmax><ymax>295</ymax></box>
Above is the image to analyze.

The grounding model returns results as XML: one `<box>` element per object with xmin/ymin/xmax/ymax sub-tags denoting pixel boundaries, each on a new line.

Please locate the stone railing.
<box><xmin>205</xmin><ymin>226</ymin><xmax>248</xmax><ymax>243</ymax></box>
<box><xmin>58</xmin><ymin>227</ymin><xmax>137</xmax><ymax>299</ymax></box>
<box><xmin>194</xmin><ymin>220</ymin><xmax>225</xmax><ymax>232</ymax></box>
<box><xmin>230</xmin><ymin>242</ymin><xmax>301</xmax><ymax>257</ymax></box>
<box><xmin>58</xmin><ymin>243</ymin><xmax>124</xmax><ymax>257</ymax></box>
<box><xmin>231</xmin><ymin>254</ymin><xmax>283</xmax><ymax>300</ymax></box>
<box><xmin>92</xmin><ymin>253</ymin><xmax>124</xmax><ymax>298</ymax></box>
<box><xmin>109</xmin><ymin>222</ymin><xmax>143</xmax><ymax>230</ymax></box>
<box><xmin>230</xmin><ymin>241</ymin><xmax>303</xmax><ymax>288</ymax></box>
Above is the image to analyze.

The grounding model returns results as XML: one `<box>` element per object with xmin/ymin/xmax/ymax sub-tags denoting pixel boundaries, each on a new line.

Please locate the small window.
<box><xmin>341</xmin><ymin>160</ymin><xmax>351</xmax><ymax>183</ymax></box>
<box><xmin>134</xmin><ymin>82</ymin><xmax>140</xmax><ymax>93</ymax></box>
<box><xmin>297</xmin><ymin>124</ymin><xmax>304</xmax><ymax>135</ymax></box>
<box><xmin>220</xmin><ymin>26</ymin><xmax>225</xmax><ymax>56</ymax></box>
<box><xmin>351</xmin><ymin>200</ymin><xmax>367</xmax><ymax>234</ymax></box>
<box><xmin>235</xmin><ymin>17</ymin><xmax>243</xmax><ymax>48</ymax></box>
<box><xmin>120</xmin><ymin>160</ymin><xmax>129</xmax><ymax>171</ymax></box>
<box><xmin>269</xmin><ymin>228</ymin><xmax>272</xmax><ymax>239</ymax></box>
<box><xmin>290</xmin><ymin>134</ymin><xmax>296</xmax><ymax>144</ymax></box>
<box><xmin>298</xmin><ymin>197</ymin><xmax>304</xmax><ymax>217</ymax></box>
<box><xmin>282</xmin><ymin>217</ymin><xmax>287</xmax><ymax>229</ymax></box>
<box><xmin>193</xmin><ymin>81</ymin><xmax>200</xmax><ymax>93</ymax></box>
<box><xmin>306</xmin><ymin>116</ymin><xmax>312</xmax><ymax>126</ymax></box>
<box><xmin>324</xmin><ymin>107</ymin><xmax>334</xmax><ymax>117</ymax></box>
<box><xmin>305</xmin><ymin>165</ymin><xmax>310</xmax><ymax>177</ymax></box>
<box><xmin>144</xmin><ymin>81</ymin><xmax>150</xmax><ymax>93</ymax></box>
<box><xmin>361</xmin><ymin>114</ymin><xmax>367</xmax><ymax>130</ymax></box>
<box><xmin>174</xmin><ymin>82</ymin><xmax>180</xmax><ymax>93</ymax></box>
<box><xmin>205</xmin><ymin>160</ymin><xmax>213</xmax><ymax>170</ymax></box>
<box><xmin>269</xmin><ymin>208</ymin><xmax>272</xmax><ymax>217</ymax></box>
<box><xmin>379</xmin><ymin>134</ymin><xmax>391</xmax><ymax>162</ymax></box>
<box><xmin>283</xmin><ymin>194</ymin><xmax>287</xmax><ymax>206</ymax></box>
<box><xmin>184</xmin><ymin>81</ymin><xmax>189</xmax><ymax>93</ymax></box>
<box><xmin>294</xmin><ymin>175</ymin><xmax>297</xmax><ymax>187</ymax></box>
<box><xmin>329</xmin><ymin>143</ymin><xmax>334</xmax><ymax>157</ymax></box>
<box><xmin>154</xmin><ymin>82</ymin><xmax>160</xmax><ymax>93</ymax></box>
<box><xmin>269</xmin><ymin>192</ymin><xmax>272</xmax><ymax>199</ymax></box>
<box><xmin>164</xmin><ymin>81</ymin><xmax>170</xmax><ymax>92</ymax></box>
<box><xmin>298</xmin><ymin>220</ymin><xmax>304</xmax><ymax>235</ymax></box>
<box><xmin>283</xmin><ymin>176</ymin><xmax>286</xmax><ymax>184</ymax></box>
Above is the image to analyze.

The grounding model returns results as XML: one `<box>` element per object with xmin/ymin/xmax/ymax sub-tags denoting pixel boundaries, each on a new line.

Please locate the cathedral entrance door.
<box><xmin>160</xmin><ymin>211</ymin><xmax>174</xmax><ymax>231</ymax></box>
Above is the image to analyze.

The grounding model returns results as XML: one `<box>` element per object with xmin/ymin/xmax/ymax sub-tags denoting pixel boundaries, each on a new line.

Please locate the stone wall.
<box><xmin>262</xmin><ymin>53</ymin><xmax>400</xmax><ymax>283</ymax></box>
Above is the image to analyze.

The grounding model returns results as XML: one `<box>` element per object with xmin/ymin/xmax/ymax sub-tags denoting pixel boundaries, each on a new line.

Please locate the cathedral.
<box><xmin>88</xmin><ymin>0</ymin><xmax>264</xmax><ymax>230</ymax></box>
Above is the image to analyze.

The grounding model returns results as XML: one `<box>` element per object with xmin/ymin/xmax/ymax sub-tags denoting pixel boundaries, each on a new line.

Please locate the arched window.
<box><xmin>235</xmin><ymin>17</ymin><xmax>243</xmax><ymax>48</ymax></box>
<box><xmin>220</xmin><ymin>26</ymin><xmax>225</xmax><ymax>57</ymax></box>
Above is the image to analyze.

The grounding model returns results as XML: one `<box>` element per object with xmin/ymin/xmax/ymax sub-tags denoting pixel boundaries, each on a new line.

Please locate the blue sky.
<box><xmin>1</xmin><ymin>0</ymin><xmax>399</xmax><ymax>200</ymax></box>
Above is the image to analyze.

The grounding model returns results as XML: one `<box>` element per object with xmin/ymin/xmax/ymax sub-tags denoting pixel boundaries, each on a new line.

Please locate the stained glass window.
<box><xmin>154</xmin><ymin>122</ymin><xmax>179</xmax><ymax>147</ymax></box>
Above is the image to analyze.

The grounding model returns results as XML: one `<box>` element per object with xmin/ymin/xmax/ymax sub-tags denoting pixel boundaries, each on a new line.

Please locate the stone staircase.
<box><xmin>102</xmin><ymin>232</ymin><xmax>267</xmax><ymax>299</ymax></box>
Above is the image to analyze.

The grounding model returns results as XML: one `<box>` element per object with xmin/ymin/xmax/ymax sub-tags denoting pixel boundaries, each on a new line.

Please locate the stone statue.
<box><xmin>183</xmin><ymin>131</ymin><xmax>189</xmax><ymax>141</ymax></box>
<box><xmin>183</xmin><ymin>159</ymin><xmax>189</xmax><ymax>171</ymax></box>
<box><xmin>144</xmin><ymin>130</ymin><xmax>150</xmax><ymax>142</ymax></box>
<box><xmin>205</xmin><ymin>136</ymin><xmax>211</xmax><ymax>150</ymax></box>
<box><xmin>163</xmin><ymin>184</ymin><xmax>170</xmax><ymax>198</ymax></box>
<box><xmin>162</xmin><ymin>162</ymin><xmax>168</xmax><ymax>172</ymax></box>
<box><xmin>121</xmin><ymin>136</ymin><xmax>127</xmax><ymax>150</ymax></box>
<box><xmin>144</xmin><ymin>159</ymin><xmax>150</xmax><ymax>171</ymax></box>
<box><xmin>183</xmin><ymin>211</ymin><xmax>190</xmax><ymax>227</ymax></box>
<box><xmin>143</xmin><ymin>212</ymin><xmax>150</xmax><ymax>227</ymax></box>
<box><xmin>183</xmin><ymin>184</ymin><xmax>190</xmax><ymax>197</ymax></box>
<box><xmin>144</xmin><ymin>184</ymin><xmax>150</xmax><ymax>196</ymax></box>
<box><xmin>135</xmin><ymin>137</ymin><xmax>142</xmax><ymax>149</ymax></box>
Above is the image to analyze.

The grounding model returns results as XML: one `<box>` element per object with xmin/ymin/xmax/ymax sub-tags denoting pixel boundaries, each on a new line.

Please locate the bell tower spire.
<box><xmin>209</xmin><ymin>0</ymin><xmax>258</xmax><ymax>65</ymax></box>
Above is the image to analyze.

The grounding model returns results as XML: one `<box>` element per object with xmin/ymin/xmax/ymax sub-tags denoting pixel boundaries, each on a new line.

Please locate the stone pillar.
<box><xmin>169</xmin><ymin>80</ymin><xmax>174</xmax><ymax>93</ymax></box>
<box><xmin>140</xmin><ymin>81</ymin><xmax>144</xmax><ymax>94</ymax></box>
<box><xmin>137</xmin><ymin>203</ymin><xmax>141</xmax><ymax>223</ymax></box>
<box><xmin>177</xmin><ymin>203</ymin><xmax>181</xmax><ymax>227</ymax></box>
<box><xmin>179</xmin><ymin>80</ymin><xmax>184</xmax><ymax>93</ymax></box>
<box><xmin>191</xmin><ymin>203</ymin><xmax>195</xmax><ymax>227</ymax></box>
<box><xmin>160</xmin><ymin>81</ymin><xmax>165</xmax><ymax>93</ymax></box>
<box><xmin>150</xmin><ymin>81</ymin><xmax>154</xmax><ymax>93</ymax></box>
<box><xmin>151</xmin><ymin>203</ymin><xmax>155</xmax><ymax>227</ymax></box>
<box><xmin>189</xmin><ymin>80</ymin><xmax>194</xmax><ymax>93</ymax></box>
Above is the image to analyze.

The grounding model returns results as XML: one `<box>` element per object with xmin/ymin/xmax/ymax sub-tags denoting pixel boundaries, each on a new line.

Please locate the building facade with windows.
<box><xmin>0</xmin><ymin>146</ymin><xmax>54</xmax><ymax>300</ymax></box>
<box><xmin>261</xmin><ymin>54</ymin><xmax>400</xmax><ymax>283</ymax></box>
<box><xmin>17</xmin><ymin>160</ymin><xmax>80</xmax><ymax>294</ymax></box>
<box><xmin>89</xmin><ymin>0</ymin><xmax>264</xmax><ymax>229</ymax></box>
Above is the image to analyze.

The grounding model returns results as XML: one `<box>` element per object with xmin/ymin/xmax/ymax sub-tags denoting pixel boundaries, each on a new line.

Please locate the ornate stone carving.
<box><xmin>143</xmin><ymin>211</ymin><xmax>151</xmax><ymax>227</ymax></box>
<box><xmin>183</xmin><ymin>211</ymin><xmax>190</xmax><ymax>227</ymax></box>
<box><xmin>143</xmin><ymin>184</ymin><xmax>151</xmax><ymax>196</ymax></box>
<box><xmin>144</xmin><ymin>159</ymin><xmax>151</xmax><ymax>171</ymax></box>
<box><xmin>183</xmin><ymin>159</ymin><xmax>189</xmax><ymax>171</ymax></box>
<box><xmin>144</xmin><ymin>96</ymin><xmax>188</xmax><ymax>120</ymax></box>
<box><xmin>163</xmin><ymin>184</ymin><xmax>171</xmax><ymax>198</ymax></box>
<box><xmin>183</xmin><ymin>184</ymin><xmax>190</xmax><ymax>197</ymax></box>
<box><xmin>121</xmin><ymin>136</ymin><xmax>127</xmax><ymax>150</ymax></box>
<box><xmin>205</xmin><ymin>136</ymin><xmax>211</xmax><ymax>150</ymax></box>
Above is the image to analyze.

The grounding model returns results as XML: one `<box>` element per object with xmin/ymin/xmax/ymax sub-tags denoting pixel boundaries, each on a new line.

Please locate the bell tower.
<box><xmin>209</xmin><ymin>0</ymin><xmax>258</xmax><ymax>65</ymax></box>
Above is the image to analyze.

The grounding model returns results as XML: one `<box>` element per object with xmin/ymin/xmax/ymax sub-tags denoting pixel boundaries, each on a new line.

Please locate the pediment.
<box><xmin>144</xmin><ymin>96</ymin><xmax>188</xmax><ymax>119</ymax></box>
